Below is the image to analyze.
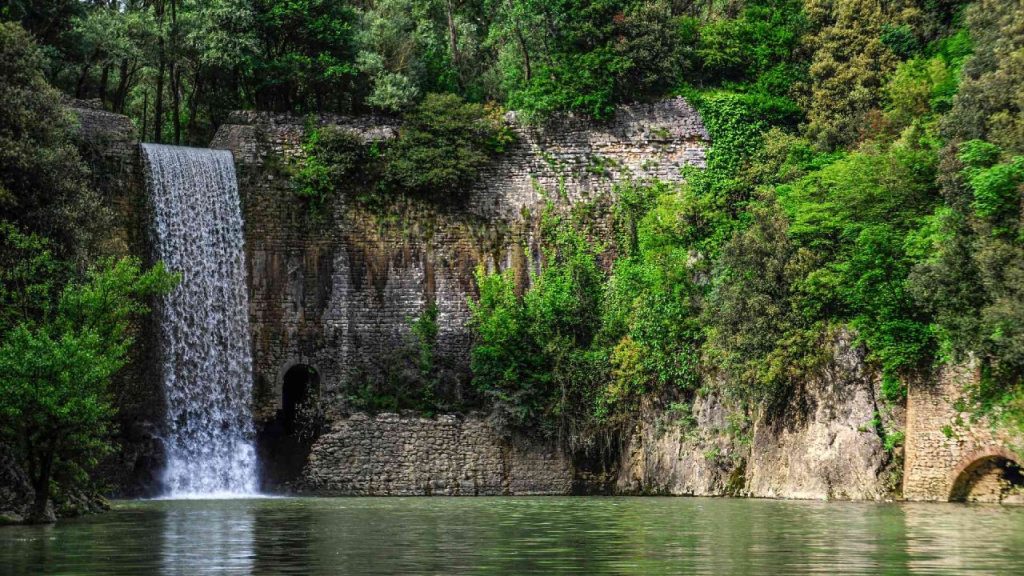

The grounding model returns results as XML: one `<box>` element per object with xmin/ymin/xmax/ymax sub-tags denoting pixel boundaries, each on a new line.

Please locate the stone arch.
<box><xmin>949</xmin><ymin>446</ymin><xmax>1024</xmax><ymax>503</ymax></box>
<box><xmin>256</xmin><ymin>361</ymin><xmax>322</xmax><ymax>492</ymax></box>
<box><xmin>273</xmin><ymin>359</ymin><xmax>322</xmax><ymax>410</ymax></box>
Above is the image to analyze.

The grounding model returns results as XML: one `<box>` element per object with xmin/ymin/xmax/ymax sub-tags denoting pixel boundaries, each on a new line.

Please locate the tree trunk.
<box><xmin>171</xmin><ymin>64</ymin><xmax>182</xmax><ymax>144</ymax></box>
<box><xmin>114</xmin><ymin>59</ymin><xmax>130</xmax><ymax>113</ymax></box>
<box><xmin>445</xmin><ymin>0</ymin><xmax>464</xmax><ymax>89</ymax></box>
<box><xmin>170</xmin><ymin>0</ymin><xmax>181</xmax><ymax>144</ymax></box>
<box><xmin>186</xmin><ymin>70</ymin><xmax>202</xmax><ymax>144</ymax></box>
<box><xmin>154</xmin><ymin>0</ymin><xmax>166</xmax><ymax>143</ymax></box>
<box><xmin>99</xmin><ymin>63</ymin><xmax>111</xmax><ymax>106</ymax></box>
<box><xmin>27</xmin><ymin>443</ymin><xmax>56</xmax><ymax>524</ymax></box>
<box><xmin>514</xmin><ymin>25</ymin><xmax>531</xmax><ymax>82</ymax></box>
<box><xmin>142</xmin><ymin>91</ymin><xmax>149</xmax><ymax>141</ymax></box>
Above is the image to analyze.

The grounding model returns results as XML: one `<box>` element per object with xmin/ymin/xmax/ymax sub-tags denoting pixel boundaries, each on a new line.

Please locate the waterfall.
<box><xmin>142</xmin><ymin>144</ymin><xmax>258</xmax><ymax>498</ymax></box>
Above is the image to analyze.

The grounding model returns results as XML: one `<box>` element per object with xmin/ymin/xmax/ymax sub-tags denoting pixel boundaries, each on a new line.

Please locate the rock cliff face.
<box><xmin>0</xmin><ymin>445</ymin><xmax>36</xmax><ymax>524</ymax></box>
<box><xmin>617</xmin><ymin>332</ymin><xmax>903</xmax><ymax>500</ymax></box>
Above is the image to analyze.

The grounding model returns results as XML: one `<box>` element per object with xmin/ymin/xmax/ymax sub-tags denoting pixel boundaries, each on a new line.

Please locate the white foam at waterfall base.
<box><xmin>142</xmin><ymin>143</ymin><xmax>259</xmax><ymax>498</ymax></box>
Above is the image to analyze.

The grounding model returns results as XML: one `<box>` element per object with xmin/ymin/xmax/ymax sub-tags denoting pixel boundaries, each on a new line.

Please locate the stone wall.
<box><xmin>903</xmin><ymin>360</ymin><xmax>1024</xmax><ymax>502</ymax></box>
<box><xmin>209</xmin><ymin>98</ymin><xmax>709</xmax><ymax>423</ymax></box>
<box><xmin>617</xmin><ymin>331</ymin><xmax>902</xmax><ymax>500</ymax></box>
<box><xmin>303</xmin><ymin>413</ymin><xmax>572</xmax><ymax>495</ymax></box>
<box><xmin>210</xmin><ymin>98</ymin><xmax>708</xmax><ymax>492</ymax></box>
<box><xmin>68</xmin><ymin>100</ymin><xmax>167</xmax><ymax>497</ymax></box>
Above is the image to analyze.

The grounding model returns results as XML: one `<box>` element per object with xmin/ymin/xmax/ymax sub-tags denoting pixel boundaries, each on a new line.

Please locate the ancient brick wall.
<box><xmin>904</xmin><ymin>360</ymin><xmax>1024</xmax><ymax>501</ymax></box>
<box><xmin>209</xmin><ymin>98</ymin><xmax>709</xmax><ymax>423</ymax></box>
<box><xmin>303</xmin><ymin>413</ymin><xmax>572</xmax><ymax>495</ymax></box>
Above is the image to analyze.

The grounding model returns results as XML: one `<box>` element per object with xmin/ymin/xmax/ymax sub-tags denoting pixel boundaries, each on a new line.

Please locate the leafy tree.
<box><xmin>250</xmin><ymin>0</ymin><xmax>359</xmax><ymax>113</ymax></box>
<box><xmin>470</xmin><ymin>213</ymin><xmax>606</xmax><ymax>439</ymax></box>
<box><xmin>0</xmin><ymin>255</ymin><xmax>176</xmax><ymax>522</ymax></box>
<box><xmin>293</xmin><ymin>126</ymin><xmax>368</xmax><ymax>214</ymax></box>
<box><xmin>0</xmin><ymin>21</ymin><xmax>109</xmax><ymax>261</ymax></box>
<box><xmin>908</xmin><ymin>0</ymin><xmax>1024</xmax><ymax>429</ymax></box>
<box><xmin>801</xmin><ymin>0</ymin><xmax>905</xmax><ymax>149</ymax></box>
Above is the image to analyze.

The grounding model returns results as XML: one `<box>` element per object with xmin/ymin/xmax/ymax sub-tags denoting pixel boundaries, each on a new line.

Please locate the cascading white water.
<box><xmin>142</xmin><ymin>144</ymin><xmax>258</xmax><ymax>498</ymax></box>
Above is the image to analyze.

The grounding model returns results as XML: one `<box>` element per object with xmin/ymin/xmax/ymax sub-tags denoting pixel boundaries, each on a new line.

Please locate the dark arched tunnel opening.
<box><xmin>257</xmin><ymin>364</ymin><xmax>321</xmax><ymax>492</ymax></box>
<box><xmin>950</xmin><ymin>455</ymin><xmax>1024</xmax><ymax>503</ymax></box>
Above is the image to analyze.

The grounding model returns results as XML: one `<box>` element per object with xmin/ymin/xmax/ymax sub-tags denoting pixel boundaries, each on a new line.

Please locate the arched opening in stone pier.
<box><xmin>281</xmin><ymin>364</ymin><xmax>320</xmax><ymax>431</ymax></box>
<box><xmin>256</xmin><ymin>363</ymin><xmax>322</xmax><ymax>492</ymax></box>
<box><xmin>949</xmin><ymin>449</ymin><xmax>1024</xmax><ymax>503</ymax></box>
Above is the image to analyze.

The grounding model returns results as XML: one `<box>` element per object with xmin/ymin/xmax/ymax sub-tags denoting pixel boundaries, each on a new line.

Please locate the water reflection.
<box><xmin>903</xmin><ymin>503</ymin><xmax>1024</xmax><ymax>573</ymax></box>
<box><xmin>161</xmin><ymin>501</ymin><xmax>255</xmax><ymax>575</ymax></box>
<box><xmin>3</xmin><ymin>497</ymin><xmax>1024</xmax><ymax>575</ymax></box>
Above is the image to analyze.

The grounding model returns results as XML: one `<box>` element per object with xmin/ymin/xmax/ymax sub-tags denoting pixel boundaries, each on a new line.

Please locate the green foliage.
<box><xmin>384</xmin><ymin>93</ymin><xmax>511</xmax><ymax>198</ymax></box>
<box><xmin>347</xmin><ymin>302</ymin><xmax>446</xmax><ymax>415</ymax></box>
<box><xmin>0</xmin><ymin>255</ymin><xmax>176</xmax><ymax>520</ymax></box>
<box><xmin>411</xmin><ymin>302</ymin><xmax>440</xmax><ymax>384</ymax></box>
<box><xmin>0</xmin><ymin>22</ymin><xmax>108</xmax><ymax>259</ymax></box>
<box><xmin>470</xmin><ymin>212</ymin><xmax>606</xmax><ymax>437</ymax></box>
<box><xmin>880</xmin><ymin>24</ymin><xmax>920</xmax><ymax>59</ymax></box>
<box><xmin>962</xmin><ymin>152</ymin><xmax>1024</xmax><ymax>224</ymax></box>
<box><xmin>599</xmin><ymin>182</ymin><xmax>703</xmax><ymax>417</ymax></box>
<box><xmin>251</xmin><ymin>0</ymin><xmax>359</xmax><ymax>113</ymax></box>
<box><xmin>692</xmin><ymin>0</ymin><xmax>807</xmax><ymax>92</ymax></box>
<box><xmin>776</xmin><ymin>144</ymin><xmax>940</xmax><ymax>388</ymax></box>
<box><xmin>802</xmin><ymin>0</ymin><xmax>907</xmax><ymax>149</ymax></box>
<box><xmin>909</xmin><ymin>0</ymin><xmax>1024</xmax><ymax>431</ymax></box>
<box><xmin>293</xmin><ymin>126</ymin><xmax>366</xmax><ymax>215</ymax></box>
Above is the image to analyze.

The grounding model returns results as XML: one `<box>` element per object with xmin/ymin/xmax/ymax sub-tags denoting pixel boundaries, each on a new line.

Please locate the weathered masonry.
<box><xmin>904</xmin><ymin>361</ymin><xmax>1024</xmax><ymax>503</ymax></box>
<box><xmin>210</xmin><ymin>98</ymin><xmax>709</xmax><ymax>424</ymax></box>
<box><xmin>209</xmin><ymin>98</ymin><xmax>709</xmax><ymax>493</ymax></box>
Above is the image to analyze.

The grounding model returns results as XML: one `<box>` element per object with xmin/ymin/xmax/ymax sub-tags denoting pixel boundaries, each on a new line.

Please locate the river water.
<box><xmin>2</xmin><ymin>497</ymin><xmax>1022</xmax><ymax>574</ymax></box>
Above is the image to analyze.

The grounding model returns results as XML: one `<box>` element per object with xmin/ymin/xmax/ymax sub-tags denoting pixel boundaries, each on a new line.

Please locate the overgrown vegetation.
<box><xmin>293</xmin><ymin>93</ymin><xmax>512</xmax><ymax>211</ymax></box>
<box><xmin>465</xmin><ymin>0</ymin><xmax>1024</xmax><ymax>445</ymax></box>
<box><xmin>382</xmin><ymin>94</ymin><xmax>513</xmax><ymax>198</ymax></box>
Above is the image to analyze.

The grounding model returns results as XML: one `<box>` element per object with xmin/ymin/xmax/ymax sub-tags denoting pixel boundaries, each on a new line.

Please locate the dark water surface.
<box><xmin>2</xmin><ymin>497</ymin><xmax>1023</xmax><ymax>575</ymax></box>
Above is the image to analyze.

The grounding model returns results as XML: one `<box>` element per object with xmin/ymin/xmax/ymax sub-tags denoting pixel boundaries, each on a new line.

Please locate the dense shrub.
<box><xmin>0</xmin><ymin>22</ymin><xmax>108</xmax><ymax>261</ymax></box>
<box><xmin>293</xmin><ymin>126</ymin><xmax>367</xmax><ymax>215</ymax></box>
<box><xmin>470</xmin><ymin>213</ymin><xmax>606</xmax><ymax>439</ymax></box>
<box><xmin>384</xmin><ymin>93</ymin><xmax>512</xmax><ymax>198</ymax></box>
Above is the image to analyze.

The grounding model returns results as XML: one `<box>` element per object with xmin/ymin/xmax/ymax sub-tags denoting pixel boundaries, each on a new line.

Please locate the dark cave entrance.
<box><xmin>257</xmin><ymin>364</ymin><xmax>322</xmax><ymax>492</ymax></box>
<box><xmin>281</xmin><ymin>364</ymin><xmax>318</xmax><ymax>431</ymax></box>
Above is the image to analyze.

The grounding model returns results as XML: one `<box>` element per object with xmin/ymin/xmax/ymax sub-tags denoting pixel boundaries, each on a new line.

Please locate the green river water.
<box><xmin>1</xmin><ymin>496</ymin><xmax>1022</xmax><ymax>574</ymax></box>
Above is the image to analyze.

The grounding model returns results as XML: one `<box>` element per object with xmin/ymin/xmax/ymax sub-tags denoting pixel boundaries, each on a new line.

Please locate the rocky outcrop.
<box><xmin>617</xmin><ymin>332</ymin><xmax>902</xmax><ymax>500</ymax></box>
<box><xmin>0</xmin><ymin>446</ymin><xmax>37</xmax><ymax>525</ymax></box>
<box><xmin>615</xmin><ymin>395</ymin><xmax>740</xmax><ymax>496</ymax></box>
<box><xmin>745</xmin><ymin>333</ymin><xmax>897</xmax><ymax>500</ymax></box>
<box><xmin>302</xmin><ymin>413</ymin><xmax>572</xmax><ymax>495</ymax></box>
